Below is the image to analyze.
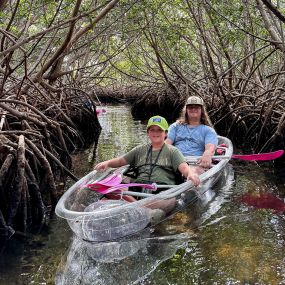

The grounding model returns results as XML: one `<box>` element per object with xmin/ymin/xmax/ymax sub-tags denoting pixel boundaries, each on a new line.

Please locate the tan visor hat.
<box><xmin>186</xmin><ymin>96</ymin><xmax>204</xmax><ymax>106</ymax></box>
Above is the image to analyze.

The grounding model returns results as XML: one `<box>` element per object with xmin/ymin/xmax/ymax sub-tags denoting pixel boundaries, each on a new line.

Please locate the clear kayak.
<box><xmin>55</xmin><ymin>136</ymin><xmax>233</xmax><ymax>242</ymax></box>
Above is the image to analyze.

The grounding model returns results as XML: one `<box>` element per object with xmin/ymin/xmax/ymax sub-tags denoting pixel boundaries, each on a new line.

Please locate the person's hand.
<box><xmin>187</xmin><ymin>172</ymin><xmax>200</xmax><ymax>187</ymax></box>
<box><xmin>94</xmin><ymin>161</ymin><xmax>109</xmax><ymax>171</ymax></box>
<box><xmin>197</xmin><ymin>154</ymin><xmax>212</xmax><ymax>168</ymax></box>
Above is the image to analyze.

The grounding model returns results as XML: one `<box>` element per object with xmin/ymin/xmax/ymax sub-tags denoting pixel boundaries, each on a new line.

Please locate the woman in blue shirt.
<box><xmin>165</xmin><ymin>96</ymin><xmax>218</xmax><ymax>175</ymax></box>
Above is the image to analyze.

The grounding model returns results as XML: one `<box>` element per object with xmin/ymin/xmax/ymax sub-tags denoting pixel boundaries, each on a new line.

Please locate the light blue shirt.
<box><xmin>167</xmin><ymin>123</ymin><xmax>218</xmax><ymax>156</ymax></box>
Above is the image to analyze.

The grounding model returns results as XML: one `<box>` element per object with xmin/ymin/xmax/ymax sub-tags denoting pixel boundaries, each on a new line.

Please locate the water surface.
<box><xmin>1</xmin><ymin>105</ymin><xmax>285</xmax><ymax>285</ymax></box>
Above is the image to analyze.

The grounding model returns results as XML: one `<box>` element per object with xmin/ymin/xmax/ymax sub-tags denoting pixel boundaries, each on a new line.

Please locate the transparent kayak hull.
<box><xmin>55</xmin><ymin>136</ymin><xmax>233</xmax><ymax>242</ymax></box>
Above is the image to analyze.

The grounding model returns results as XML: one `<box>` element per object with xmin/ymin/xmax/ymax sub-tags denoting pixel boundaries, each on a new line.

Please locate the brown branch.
<box><xmin>0</xmin><ymin>3</ymin><xmax>106</xmax><ymax>57</ymax></box>
<box><xmin>260</xmin><ymin>0</ymin><xmax>285</xmax><ymax>23</ymax></box>
<box><xmin>0</xmin><ymin>0</ymin><xmax>8</xmax><ymax>11</ymax></box>
<box><xmin>7</xmin><ymin>135</ymin><xmax>25</xmax><ymax>226</ymax></box>
<box><xmin>44</xmin><ymin>148</ymin><xmax>78</xmax><ymax>181</ymax></box>
<box><xmin>38</xmin><ymin>0</ymin><xmax>83</xmax><ymax>79</ymax></box>
<box><xmin>24</xmin><ymin>138</ymin><xmax>57</xmax><ymax>206</ymax></box>
<box><xmin>40</xmin><ymin>0</ymin><xmax>120</xmax><ymax>82</ymax></box>
<box><xmin>25</xmin><ymin>162</ymin><xmax>46</xmax><ymax>226</ymax></box>
<box><xmin>0</xmin><ymin>102</ymin><xmax>46</xmax><ymax>127</ymax></box>
<box><xmin>256</xmin><ymin>0</ymin><xmax>285</xmax><ymax>51</ymax></box>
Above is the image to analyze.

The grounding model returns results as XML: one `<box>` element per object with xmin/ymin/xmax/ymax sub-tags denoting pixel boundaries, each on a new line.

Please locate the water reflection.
<box><xmin>55</xmin><ymin>232</ymin><xmax>190</xmax><ymax>285</ymax></box>
<box><xmin>237</xmin><ymin>192</ymin><xmax>285</xmax><ymax>213</ymax></box>
<box><xmin>155</xmin><ymin>164</ymin><xmax>235</xmax><ymax>236</ymax></box>
<box><xmin>194</xmin><ymin>163</ymin><xmax>285</xmax><ymax>285</ymax></box>
<box><xmin>2</xmin><ymin>105</ymin><xmax>285</xmax><ymax>284</ymax></box>
<box><xmin>71</xmin><ymin>105</ymin><xmax>147</xmax><ymax>180</ymax></box>
<box><xmin>190</xmin><ymin>164</ymin><xmax>235</xmax><ymax>228</ymax></box>
<box><xmin>54</xmin><ymin>162</ymin><xmax>235</xmax><ymax>285</ymax></box>
<box><xmin>97</xmin><ymin>106</ymin><xmax>147</xmax><ymax>162</ymax></box>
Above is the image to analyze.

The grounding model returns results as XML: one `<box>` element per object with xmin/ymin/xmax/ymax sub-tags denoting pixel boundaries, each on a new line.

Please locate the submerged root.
<box><xmin>0</xmin><ymin>91</ymin><xmax>101</xmax><ymax>240</ymax></box>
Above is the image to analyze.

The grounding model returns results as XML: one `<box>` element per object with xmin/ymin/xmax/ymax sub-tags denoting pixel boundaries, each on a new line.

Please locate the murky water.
<box><xmin>1</xmin><ymin>105</ymin><xmax>285</xmax><ymax>285</ymax></box>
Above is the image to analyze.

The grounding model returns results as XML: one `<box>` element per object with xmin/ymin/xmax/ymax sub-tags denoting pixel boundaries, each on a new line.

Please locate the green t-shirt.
<box><xmin>123</xmin><ymin>143</ymin><xmax>185</xmax><ymax>185</ymax></box>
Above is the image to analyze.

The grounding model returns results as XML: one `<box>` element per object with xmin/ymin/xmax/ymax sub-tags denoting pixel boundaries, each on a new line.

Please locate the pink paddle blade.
<box><xmin>87</xmin><ymin>182</ymin><xmax>157</xmax><ymax>194</ymax></box>
<box><xmin>94</xmin><ymin>173</ymin><xmax>122</xmax><ymax>186</ymax></box>
<box><xmin>232</xmin><ymin>150</ymin><xmax>284</xmax><ymax>161</ymax></box>
<box><xmin>99</xmin><ymin>173</ymin><xmax>123</xmax><ymax>185</ymax></box>
<box><xmin>85</xmin><ymin>173</ymin><xmax>123</xmax><ymax>191</ymax></box>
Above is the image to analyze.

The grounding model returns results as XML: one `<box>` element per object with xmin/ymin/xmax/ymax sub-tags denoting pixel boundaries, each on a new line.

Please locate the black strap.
<box><xmin>145</xmin><ymin>144</ymin><xmax>165</xmax><ymax>182</ymax></box>
<box><xmin>125</xmin><ymin>144</ymin><xmax>168</xmax><ymax>181</ymax></box>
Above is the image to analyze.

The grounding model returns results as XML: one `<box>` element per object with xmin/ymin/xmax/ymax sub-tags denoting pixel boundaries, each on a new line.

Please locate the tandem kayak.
<box><xmin>55</xmin><ymin>136</ymin><xmax>233</xmax><ymax>242</ymax></box>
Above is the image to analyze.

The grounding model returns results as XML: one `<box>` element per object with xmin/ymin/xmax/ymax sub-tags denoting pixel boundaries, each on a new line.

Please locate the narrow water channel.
<box><xmin>1</xmin><ymin>105</ymin><xmax>285</xmax><ymax>285</ymax></box>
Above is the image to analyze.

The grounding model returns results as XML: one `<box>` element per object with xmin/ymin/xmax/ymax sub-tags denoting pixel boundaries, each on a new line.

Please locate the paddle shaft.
<box><xmin>91</xmin><ymin>150</ymin><xmax>283</xmax><ymax>196</ymax></box>
<box><xmin>186</xmin><ymin>155</ymin><xmax>230</xmax><ymax>163</ymax></box>
<box><xmin>185</xmin><ymin>150</ymin><xmax>284</xmax><ymax>162</ymax></box>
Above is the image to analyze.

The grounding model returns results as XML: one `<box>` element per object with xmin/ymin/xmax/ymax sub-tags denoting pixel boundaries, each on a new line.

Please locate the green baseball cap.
<box><xmin>147</xmin><ymin>115</ymin><xmax>169</xmax><ymax>131</ymax></box>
